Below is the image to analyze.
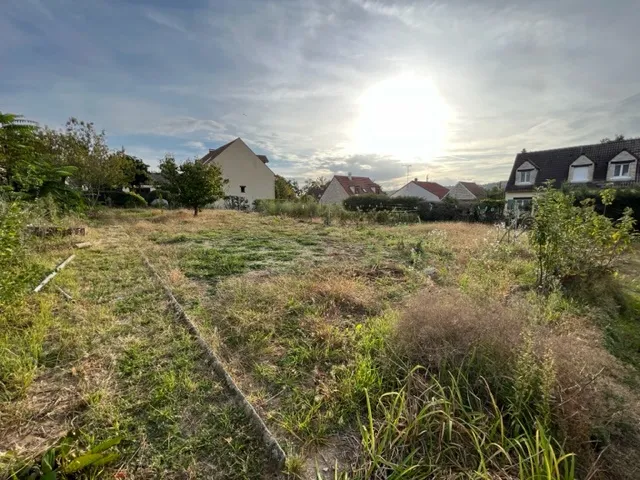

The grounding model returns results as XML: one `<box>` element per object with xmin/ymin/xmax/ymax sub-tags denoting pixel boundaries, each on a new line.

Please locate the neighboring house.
<box><xmin>390</xmin><ymin>178</ymin><xmax>449</xmax><ymax>202</ymax></box>
<box><xmin>444</xmin><ymin>181</ymin><xmax>487</xmax><ymax>201</ymax></box>
<box><xmin>319</xmin><ymin>174</ymin><xmax>382</xmax><ymax>204</ymax></box>
<box><xmin>200</xmin><ymin>138</ymin><xmax>275</xmax><ymax>205</ymax></box>
<box><xmin>505</xmin><ymin>138</ymin><xmax>640</xmax><ymax>211</ymax></box>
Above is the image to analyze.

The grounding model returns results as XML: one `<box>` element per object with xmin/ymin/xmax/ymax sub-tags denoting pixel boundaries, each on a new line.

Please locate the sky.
<box><xmin>2</xmin><ymin>0</ymin><xmax>640</xmax><ymax>189</ymax></box>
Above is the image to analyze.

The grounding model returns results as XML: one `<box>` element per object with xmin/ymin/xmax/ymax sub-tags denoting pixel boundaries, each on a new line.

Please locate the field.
<box><xmin>2</xmin><ymin>209</ymin><xmax>640</xmax><ymax>479</ymax></box>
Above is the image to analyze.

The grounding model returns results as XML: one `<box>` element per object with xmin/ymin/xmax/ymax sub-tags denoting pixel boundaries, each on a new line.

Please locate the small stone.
<box><xmin>423</xmin><ymin>267</ymin><xmax>437</xmax><ymax>278</ymax></box>
<box><xmin>75</xmin><ymin>242</ymin><xmax>92</xmax><ymax>249</ymax></box>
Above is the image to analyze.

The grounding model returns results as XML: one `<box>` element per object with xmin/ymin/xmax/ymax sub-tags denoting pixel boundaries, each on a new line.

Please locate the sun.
<box><xmin>351</xmin><ymin>73</ymin><xmax>451</xmax><ymax>160</ymax></box>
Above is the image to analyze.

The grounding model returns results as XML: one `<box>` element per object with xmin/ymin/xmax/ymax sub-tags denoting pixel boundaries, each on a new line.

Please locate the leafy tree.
<box><xmin>301</xmin><ymin>176</ymin><xmax>329</xmax><ymax>200</ymax></box>
<box><xmin>122</xmin><ymin>153</ymin><xmax>150</xmax><ymax>188</ymax></box>
<box><xmin>159</xmin><ymin>155</ymin><xmax>225</xmax><ymax>216</ymax></box>
<box><xmin>275</xmin><ymin>175</ymin><xmax>299</xmax><ymax>200</ymax></box>
<box><xmin>1</xmin><ymin>112</ymin><xmax>80</xmax><ymax>206</ymax></box>
<box><xmin>49</xmin><ymin>118</ymin><xmax>133</xmax><ymax>205</ymax></box>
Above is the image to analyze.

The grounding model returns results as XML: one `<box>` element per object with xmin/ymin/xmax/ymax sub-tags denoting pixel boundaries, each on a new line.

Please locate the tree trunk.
<box><xmin>193</xmin><ymin>205</ymin><xmax>198</xmax><ymax>216</ymax></box>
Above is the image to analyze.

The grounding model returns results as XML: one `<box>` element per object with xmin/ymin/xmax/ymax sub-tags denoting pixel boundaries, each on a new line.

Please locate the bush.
<box><xmin>531</xmin><ymin>185</ymin><xmax>635</xmax><ymax>289</ymax></box>
<box><xmin>343</xmin><ymin>194</ymin><xmax>422</xmax><ymax>212</ymax></box>
<box><xmin>571</xmin><ymin>186</ymin><xmax>640</xmax><ymax>228</ymax></box>
<box><xmin>224</xmin><ymin>196</ymin><xmax>249</xmax><ymax>211</ymax></box>
<box><xmin>102</xmin><ymin>190</ymin><xmax>148</xmax><ymax>208</ymax></box>
<box><xmin>343</xmin><ymin>194</ymin><xmax>391</xmax><ymax>212</ymax></box>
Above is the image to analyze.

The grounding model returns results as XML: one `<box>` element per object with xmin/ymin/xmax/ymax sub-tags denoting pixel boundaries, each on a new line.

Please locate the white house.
<box><xmin>443</xmin><ymin>181</ymin><xmax>486</xmax><ymax>201</ymax></box>
<box><xmin>390</xmin><ymin>179</ymin><xmax>449</xmax><ymax>202</ymax></box>
<box><xmin>200</xmin><ymin>138</ymin><xmax>275</xmax><ymax>206</ymax></box>
<box><xmin>319</xmin><ymin>174</ymin><xmax>382</xmax><ymax>204</ymax></box>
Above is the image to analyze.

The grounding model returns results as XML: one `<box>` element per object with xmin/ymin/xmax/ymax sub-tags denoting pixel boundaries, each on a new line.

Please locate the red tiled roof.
<box><xmin>412</xmin><ymin>181</ymin><xmax>449</xmax><ymax>199</ymax></box>
<box><xmin>460</xmin><ymin>181</ymin><xmax>486</xmax><ymax>198</ymax></box>
<box><xmin>334</xmin><ymin>175</ymin><xmax>382</xmax><ymax>196</ymax></box>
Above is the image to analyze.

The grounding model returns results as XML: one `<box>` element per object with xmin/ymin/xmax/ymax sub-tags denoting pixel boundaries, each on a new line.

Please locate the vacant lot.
<box><xmin>2</xmin><ymin>209</ymin><xmax>640</xmax><ymax>479</ymax></box>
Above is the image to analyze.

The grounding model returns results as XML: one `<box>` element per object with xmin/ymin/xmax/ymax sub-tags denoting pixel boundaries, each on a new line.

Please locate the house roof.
<box><xmin>147</xmin><ymin>172</ymin><xmax>166</xmax><ymax>184</ymax></box>
<box><xmin>334</xmin><ymin>175</ymin><xmax>382</xmax><ymax>196</ymax></box>
<box><xmin>412</xmin><ymin>181</ymin><xmax>449</xmax><ymax>199</ymax></box>
<box><xmin>505</xmin><ymin>138</ymin><xmax>640</xmax><ymax>192</ymax></box>
<box><xmin>200</xmin><ymin>138</ymin><xmax>237</xmax><ymax>164</ymax></box>
<box><xmin>200</xmin><ymin>138</ymin><xmax>270</xmax><ymax>165</ymax></box>
<box><xmin>459</xmin><ymin>181</ymin><xmax>486</xmax><ymax>198</ymax></box>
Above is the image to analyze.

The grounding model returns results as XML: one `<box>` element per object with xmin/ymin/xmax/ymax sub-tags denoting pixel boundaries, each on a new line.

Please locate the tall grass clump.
<box><xmin>352</xmin><ymin>368</ymin><xmax>575</xmax><ymax>480</ymax></box>
<box><xmin>385</xmin><ymin>288</ymin><xmax>606</xmax><ymax>478</ymax></box>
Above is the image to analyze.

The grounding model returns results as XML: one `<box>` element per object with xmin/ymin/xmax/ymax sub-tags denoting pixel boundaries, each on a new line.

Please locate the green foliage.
<box><xmin>570</xmin><ymin>186</ymin><xmax>640</xmax><ymax>228</ymax></box>
<box><xmin>103</xmin><ymin>190</ymin><xmax>148</xmax><ymax>208</ymax></box>
<box><xmin>352</xmin><ymin>368</ymin><xmax>575</xmax><ymax>479</ymax></box>
<box><xmin>343</xmin><ymin>194</ymin><xmax>395</xmax><ymax>212</ymax></box>
<box><xmin>301</xmin><ymin>176</ymin><xmax>329</xmax><ymax>200</ymax></box>
<box><xmin>11</xmin><ymin>435</ymin><xmax>121</xmax><ymax>479</ymax></box>
<box><xmin>531</xmin><ymin>184</ymin><xmax>636</xmax><ymax>289</ymax></box>
<box><xmin>159</xmin><ymin>155</ymin><xmax>225</xmax><ymax>216</ymax></box>
<box><xmin>275</xmin><ymin>174</ymin><xmax>299</xmax><ymax>200</ymax></box>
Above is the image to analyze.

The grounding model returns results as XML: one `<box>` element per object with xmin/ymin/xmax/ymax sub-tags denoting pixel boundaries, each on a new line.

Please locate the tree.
<box><xmin>122</xmin><ymin>154</ymin><xmax>150</xmax><ymax>189</ymax></box>
<box><xmin>1</xmin><ymin>112</ymin><xmax>79</xmax><ymax>206</ymax></box>
<box><xmin>275</xmin><ymin>175</ymin><xmax>299</xmax><ymax>200</ymax></box>
<box><xmin>600</xmin><ymin>134</ymin><xmax>625</xmax><ymax>144</ymax></box>
<box><xmin>52</xmin><ymin>118</ymin><xmax>133</xmax><ymax>205</ymax></box>
<box><xmin>301</xmin><ymin>176</ymin><xmax>329</xmax><ymax>200</ymax></box>
<box><xmin>159</xmin><ymin>155</ymin><xmax>225</xmax><ymax>216</ymax></box>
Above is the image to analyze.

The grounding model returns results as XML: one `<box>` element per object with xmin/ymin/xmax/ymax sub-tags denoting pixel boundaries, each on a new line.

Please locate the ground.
<box><xmin>2</xmin><ymin>209</ymin><xmax>640</xmax><ymax>479</ymax></box>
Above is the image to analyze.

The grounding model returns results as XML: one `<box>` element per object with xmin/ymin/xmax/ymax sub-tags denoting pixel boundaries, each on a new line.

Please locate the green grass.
<box><xmin>1</xmin><ymin>223</ymin><xmax>275</xmax><ymax>478</ymax></box>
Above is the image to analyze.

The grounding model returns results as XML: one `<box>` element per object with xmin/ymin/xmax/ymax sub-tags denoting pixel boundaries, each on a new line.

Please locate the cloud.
<box><xmin>2</xmin><ymin>0</ymin><xmax>640</xmax><ymax>189</ymax></box>
<box><xmin>144</xmin><ymin>9</ymin><xmax>188</xmax><ymax>32</ymax></box>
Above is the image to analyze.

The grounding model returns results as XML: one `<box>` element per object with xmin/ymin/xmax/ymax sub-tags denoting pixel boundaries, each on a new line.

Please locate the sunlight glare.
<box><xmin>352</xmin><ymin>73</ymin><xmax>451</xmax><ymax>160</ymax></box>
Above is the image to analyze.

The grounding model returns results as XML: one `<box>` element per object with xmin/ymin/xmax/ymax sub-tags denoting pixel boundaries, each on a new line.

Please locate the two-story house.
<box><xmin>505</xmin><ymin>138</ymin><xmax>640</xmax><ymax>210</ymax></box>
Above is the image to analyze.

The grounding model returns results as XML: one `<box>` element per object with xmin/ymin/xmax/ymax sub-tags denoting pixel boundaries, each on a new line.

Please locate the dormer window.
<box><xmin>515</xmin><ymin>161</ymin><xmax>537</xmax><ymax>185</ymax></box>
<box><xmin>518</xmin><ymin>170</ymin><xmax>531</xmax><ymax>183</ymax></box>
<box><xmin>569</xmin><ymin>155</ymin><xmax>593</xmax><ymax>183</ymax></box>
<box><xmin>607</xmin><ymin>151</ymin><xmax>637</xmax><ymax>181</ymax></box>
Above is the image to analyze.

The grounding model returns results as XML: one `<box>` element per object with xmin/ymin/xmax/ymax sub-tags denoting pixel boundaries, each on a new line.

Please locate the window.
<box><xmin>613</xmin><ymin>163</ymin><xmax>630</xmax><ymax>178</ymax></box>
<box><xmin>571</xmin><ymin>166</ymin><xmax>589</xmax><ymax>182</ymax></box>
<box><xmin>513</xmin><ymin>197</ymin><xmax>532</xmax><ymax>212</ymax></box>
<box><xmin>517</xmin><ymin>170</ymin><xmax>532</xmax><ymax>183</ymax></box>
<box><xmin>240</xmin><ymin>185</ymin><xmax>246</xmax><ymax>193</ymax></box>
<box><xmin>354</xmin><ymin>186</ymin><xmax>361</xmax><ymax>194</ymax></box>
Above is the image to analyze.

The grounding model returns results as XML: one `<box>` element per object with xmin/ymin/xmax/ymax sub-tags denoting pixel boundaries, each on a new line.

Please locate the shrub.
<box><xmin>530</xmin><ymin>185</ymin><xmax>635</xmax><ymax>289</ymax></box>
<box><xmin>102</xmin><ymin>190</ymin><xmax>148</xmax><ymax>208</ymax></box>
<box><xmin>224</xmin><ymin>195</ymin><xmax>249</xmax><ymax>211</ymax></box>
<box><xmin>569</xmin><ymin>186</ymin><xmax>640</xmax><ymax>228</ymax></box>
<box><xmin>343</xmin><ymin>194</ymin><xmax>391</xmax><ymax>212</ymax></box>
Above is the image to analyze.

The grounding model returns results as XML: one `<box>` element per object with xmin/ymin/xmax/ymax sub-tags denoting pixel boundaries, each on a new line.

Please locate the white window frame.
<box><xmin>613</xmin><ymin>163</ymin><xmax>631</xmax><ymax>179</ymax></box>
<box><xmin>571</xmin><ymin>165</ymin><xmax>590</xmax><ymax>183</ymax></box>
<box><xmin>517</xmin><ymin>170</ymin><xmax>532</xmax><ymax>184</ymax></box>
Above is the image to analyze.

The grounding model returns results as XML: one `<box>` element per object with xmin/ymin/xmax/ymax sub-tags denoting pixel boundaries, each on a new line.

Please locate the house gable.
<box><xmin>201</xmin><ymin>138</ymin><xmax>275</xmax><ymax>204</ymax></box>
<box><xmin>319</xmin><ymin>177</ymin><xmax>349</xmax><ymax>204</ymax></box>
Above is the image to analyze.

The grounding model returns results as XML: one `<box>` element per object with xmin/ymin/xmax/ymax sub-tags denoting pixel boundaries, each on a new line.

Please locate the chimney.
<box><xmin>348</xmin><ymin>172</ymin><xmax>352</xmax><ymax>180</ymax></box>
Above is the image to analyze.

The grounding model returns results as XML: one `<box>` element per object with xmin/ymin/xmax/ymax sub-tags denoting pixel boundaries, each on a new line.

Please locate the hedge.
<box><xmin>572</xmin><ymin>187</ymin><xmax>640</xmax><ymax>226</ymax></box>
<box><xmin>343</xmin><ymin>194</ymin><xmax>423</xmax><ymax>212</ymax></box>
<box><xmin>343</xmin><ymin>194</ymin><xmax>505</xmax><ymax>223</ymax></box>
